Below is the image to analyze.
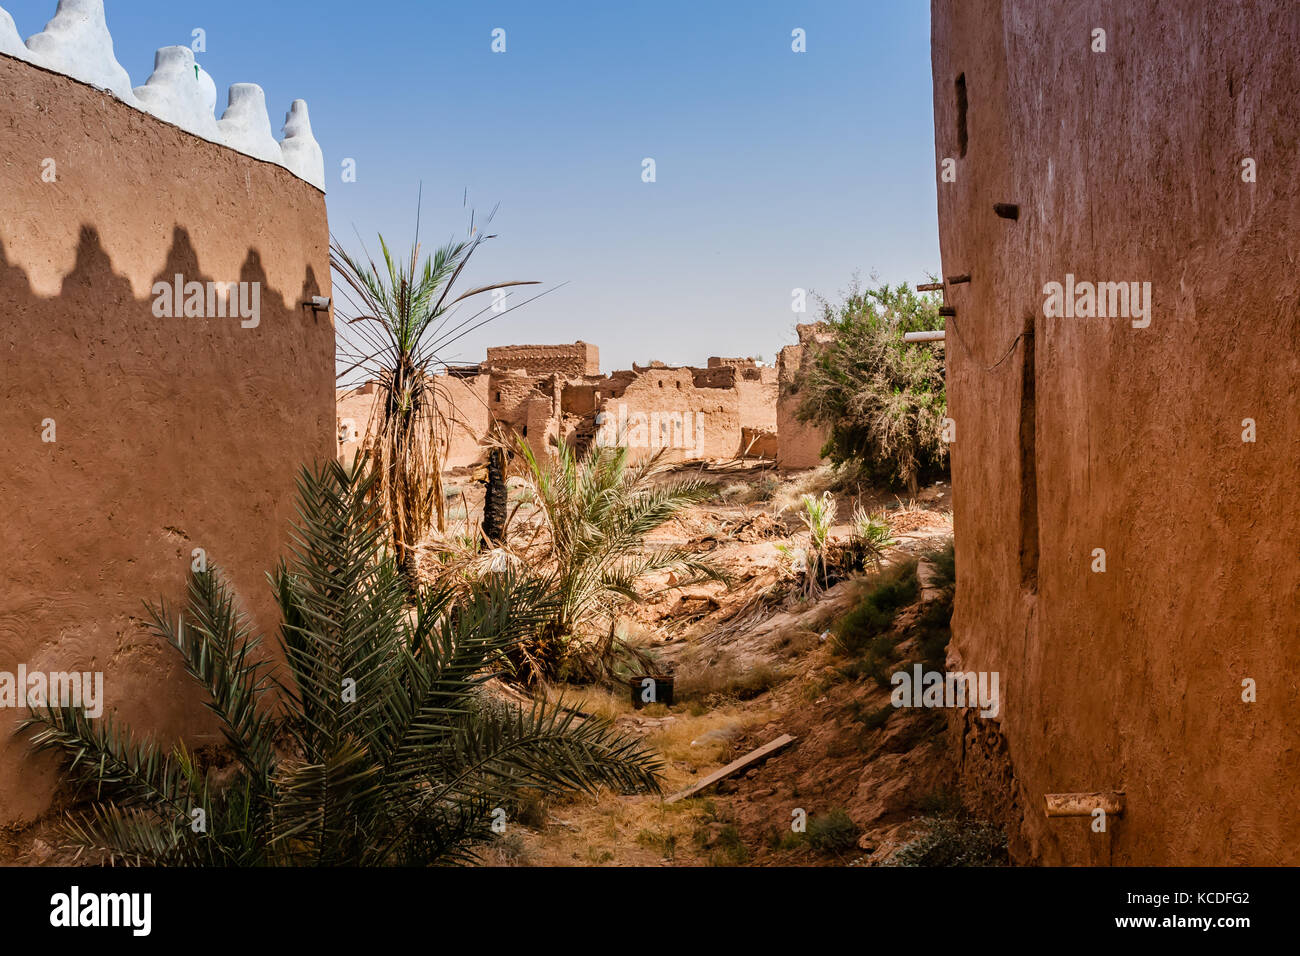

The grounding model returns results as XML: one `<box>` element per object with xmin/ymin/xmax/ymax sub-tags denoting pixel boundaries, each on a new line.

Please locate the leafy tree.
<box><xmin>794</xmin><ymin>277</ymin><xmax>947</xmax><ymax>492</ymax></box>
<box><xmin>21</xmin><ymin>462</ymin><xmax>660</xmax><ymax>866</ymax></box>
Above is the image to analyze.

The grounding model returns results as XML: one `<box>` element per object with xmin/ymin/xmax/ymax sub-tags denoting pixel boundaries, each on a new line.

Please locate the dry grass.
<box><xmin>536</xmin><ymin>682</ymin><xmax>771</xmax><ymax>774</ymax></box>
<box><xmin>649</xmin><ymin>705</ymin><xmax>768</xmax><ymax>768</ymax></box>
<box><xmin>771</xmin><ymin>465</ymin><xmax>839</xmax><ymax>513</ymax></box>
<box><xmin>541</xmin><ymin>683</ymin><xmax>630</xmax><ymax>723</ymax></box>
<box><xmin>467</xmin><ymin>462</ymin><xmax>959</xmax><ymax>868</ymax></box>
<box><xmin>674</xmin><ymin>657</ymin><xmax>789</xmax><ymax>706</ymax></box>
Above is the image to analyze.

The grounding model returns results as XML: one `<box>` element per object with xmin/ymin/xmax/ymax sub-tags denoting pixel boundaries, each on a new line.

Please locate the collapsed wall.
<box><xmin>932</xmin><ymin>0</ymin><xmax>1300</xmax><ymax>864</ymax></box>
<box><xmin>339</xmin><ymin>350</ymin><xmax>790</xmax><ymax>469</ymax></box>
<box><xmin>595</xmin><ymin>366</ymin><xmax>742</xmax><ymax>463</ymax></box>
<box><xmin>485</xmin><ymin>341</ymin><xmax>600</xmax><ymax>377</ymax></box>
<box><xmin>0</xmin><ymin>5</ymin><xmax>333</xmax><ymax>826</ymax></box>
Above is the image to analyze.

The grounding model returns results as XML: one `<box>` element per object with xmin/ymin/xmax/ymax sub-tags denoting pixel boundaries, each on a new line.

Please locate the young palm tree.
<box><xmin>21</xmin><ymin>461</ymin><xmax>661</xmax><ymax>866</ymax></box>
<box><xmin>332</xmin><ymin>206</ymin><xmax>541</xmax><ymax>587</ymax></box>
<box><xmin>851</xmin><ymin>503</ymin><xmax>895</xmax><ymax>571</ymax></box>
<box><xmin>511</xmin><ymin>438</ymin><xmax>725</xmax><ymax>681</ymax></box>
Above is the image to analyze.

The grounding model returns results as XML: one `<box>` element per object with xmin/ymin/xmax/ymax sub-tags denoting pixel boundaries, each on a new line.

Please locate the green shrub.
<box><xmin>806</xmin><ymin>809</ymin><xmax>860</xmax><ymax>853</ymax></box>
<box><xmin>791</xmin><ymin>277</ymin><xmax>948</xmax><ymax>492</ymax></box>
<box><xmin>928</xmin><ymin>538</ymin><xmax>956</xmax><ymax>589</ymax></box>
<box><xmin>850</xmin><ymin>505</ymin><xmax>895</xmax><ymax>571</ymax></box>
<box><xmin>834</xmin><ymin>558</ymin><xmax>919</xmax><ymax>657</ymax></box>
<box><xmin>698</xmin><ymin>824</ymin><xmax>749</xmax><ymax>866</ymax></box>
<box><xmin>915</xmin><ymin>540</ymin><xmax>956</xmax><ymax>669</ymax></box>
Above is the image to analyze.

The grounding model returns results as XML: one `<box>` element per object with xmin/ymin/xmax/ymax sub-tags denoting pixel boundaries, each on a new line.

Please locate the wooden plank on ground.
<box><xmin>664</xmin><ymin>734</ymin><xmax>797</xmax><ymax>804</ymax></box>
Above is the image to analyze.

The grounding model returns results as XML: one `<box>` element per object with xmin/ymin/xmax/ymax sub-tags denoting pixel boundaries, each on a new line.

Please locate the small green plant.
<box><xmin>636</xmin><ymin>828</ymin><xmax>679</xmax><ymax>861</ymax></box>
<box><xmin>806</xmin><ymin>809</ymin><xmax>860</xmax><ymax>853</ymax></box>
<box><xmin>802</xmin><ymin>491</ymin><xmax>836</xmax><ymax>550</ymax></box>
<box><xmin>851</xmin><ymin>505</ymin><xmax>895</xmax><ymax>571</ymax></box>
<box><xmin>706</xmin><ymin>825</ymin><xmax>750</xmax><ymax>866</ymax></box>
<box><xmin>779</xmin><ymin>492</ymin><xmax>838</xmax><ymax>598</ymax></box>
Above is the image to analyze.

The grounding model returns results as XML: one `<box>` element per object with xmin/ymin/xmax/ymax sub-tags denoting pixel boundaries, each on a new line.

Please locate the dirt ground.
<box><xmin>1</xmin><ymin>461</ymin><xmax>960</xmax><ymax>868</ymax></box>
<box><xmin>460</xmin><ymin>461</ymin><xmax>962</xmax><ymax>867</ymax></box>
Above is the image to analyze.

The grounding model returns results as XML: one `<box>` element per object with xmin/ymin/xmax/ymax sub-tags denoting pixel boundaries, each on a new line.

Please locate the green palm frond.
<box><xmin>332</xmin><ymin>204</ymin><xmax>542</xmax><ymax>575</ymax></box>
<box><xmin>147</xmin><ymin>569</ymin><xmax>278</xmax><ymax>783</ymax></box>
<box><xmin>20</xmin><ymin>707</ymin><xmax>191</xmax><ymax>815</ymax></box>
<box><xmin>444</xmin><ymin>697</ymin><xmax>664</xmax><ymax>798</ymax></box>
<box><xmin>515</xmin><ymin>438</ymin><xmax>727</xmax><ymax>665</ymax></box>
<box><xmin>269</xmin><ymin>736</ymin><xmax>385</xmax><ymax>866</ymax></box>
<box><xmin>59</xmin><ymin>803</ymin><xmax>190</xmax><ymax>867</ymax></box>
<box><xmin>20</xmin><ymin>458</ymin><xmax>660</xmax><ymax>866</ymax></box>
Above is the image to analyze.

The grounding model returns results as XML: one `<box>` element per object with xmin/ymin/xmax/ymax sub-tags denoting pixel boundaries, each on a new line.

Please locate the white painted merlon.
<box><xmin>217</xmin><ymin>83</ymin><xmax>285</xmax><ymax>166</ymax></box>
<box><xmin>23</xmin><ymin>0</ymin><xmax>137</xmax><ymax>105</ymax></box>
<box><xmin>0</xmin><ymin>1</ymin><xmax>325</xmax><ymax>192</ymax></box>
<box><xmin>280</xmin><ymin>100</ymin><xmax>325</xmax><ymax>191</ymax></box>
<box><xmin>134</xmin><ymin>46</ymin><xmax>220</xmax><ymax>142</ymax></box>
<box><xmin>0</xmin><ymin>5</ymin><xmax>38</xmax><ymax>63</ymax></box>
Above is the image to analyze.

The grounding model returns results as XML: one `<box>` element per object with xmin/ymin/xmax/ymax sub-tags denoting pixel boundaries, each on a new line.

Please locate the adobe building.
<box><xmin>338</xmin><ymin>343</ymin><xmax>798</xmax><ymax>469</ymax></box>
<box><xmin>931</xmin><ymin>0</ymin><xmax>1299</xmax><ymax>864</ymax></box>
<box><xmin>0</xmin><ymin>2</ymin><xmax>332</xmax><ymax>826</ymax></box>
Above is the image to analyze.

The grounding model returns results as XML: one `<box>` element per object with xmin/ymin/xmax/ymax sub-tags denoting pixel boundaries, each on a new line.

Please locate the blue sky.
<box><xmin>7</xmin><ymin>0</ymin><xmax>940</xmax><ymax>371</ymax></box>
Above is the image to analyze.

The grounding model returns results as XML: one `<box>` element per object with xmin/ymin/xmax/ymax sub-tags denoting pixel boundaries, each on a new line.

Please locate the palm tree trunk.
<box><xmin>482</xmin><ymin>447</ymin><xmax>507</xmax><ymax>546</ymax></box>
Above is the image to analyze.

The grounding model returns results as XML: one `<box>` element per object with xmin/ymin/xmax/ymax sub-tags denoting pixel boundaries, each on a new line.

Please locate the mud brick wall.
<box><xmin>0</xmin><ymin>54</ymin><xmax>334</xmax><ymax>825</ymax></box>
<box><xmin>485</xmin><ymin>341</ymin><xmax>599</xmax><ymax>377</ymax></box>
<box><xmin>776</xmin><ymin>341</ymin><xmax>829</xmax><ymax>469</ymax></box>
<box><xmin>595</xmin><ymin>366</ymin><xmax>743</xmax><ymax>463</ymax></box>
<box><xmin>932</xmin><ymin>0</ymin><xmax>1300</xmax><ymax>864</ymax></box>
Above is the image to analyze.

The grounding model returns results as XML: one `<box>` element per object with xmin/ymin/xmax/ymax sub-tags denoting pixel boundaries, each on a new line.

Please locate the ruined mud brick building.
<box><xmin>776</xmin><ymin>324</ymin><xmax>837</xmax><ymax>470</ymax></box>
<box><xmin>339</xmin><ymin>341</ymin><xmax>827</xmax><ymax>469</ymax></box>
<box><xmin>932</xmin><ymin>0</ymin><xmax>1299</xmax><ymax>864</ymax></box>
<box><xmin>0</xmin><ymin>3</ymin><xmax>332</xmax><ymax>826</ymax></box>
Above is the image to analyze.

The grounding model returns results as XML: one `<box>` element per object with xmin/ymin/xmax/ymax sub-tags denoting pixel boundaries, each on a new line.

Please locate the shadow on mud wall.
<box><xmin>0</xmin><ymin>225</ymin><xmax>331</xmax><ymax>828</ymax></box>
